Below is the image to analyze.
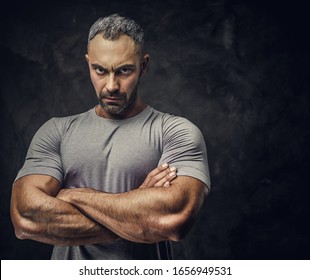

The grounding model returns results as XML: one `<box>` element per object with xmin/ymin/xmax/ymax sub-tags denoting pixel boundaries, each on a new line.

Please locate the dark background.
<box><xmin>1</xmin><ymin>0</ymin><xmax>309</xmax><ymax>259</ymax></box>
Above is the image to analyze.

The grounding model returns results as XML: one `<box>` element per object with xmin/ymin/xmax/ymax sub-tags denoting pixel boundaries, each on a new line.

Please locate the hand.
<box><xmin>140</xmin><ymin>163</ymin><xmax>177</xmax><ymax>189</ymax></box>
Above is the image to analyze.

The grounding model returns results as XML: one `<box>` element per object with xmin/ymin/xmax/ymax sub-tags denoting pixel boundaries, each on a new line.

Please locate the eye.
<box><xmin>94</xmin><ymin>67</ymin><xmax>106</xmax><ymax>75</ymax></box>
<box><xmin>117</xmin><ymin>67</ymin><xmax>134</xmax><ymax>76</ymax></box>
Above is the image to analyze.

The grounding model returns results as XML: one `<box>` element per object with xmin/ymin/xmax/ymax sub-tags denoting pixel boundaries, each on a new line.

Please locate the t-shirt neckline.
<box><xmin>89</xmin><ymin>105</ymin><xmax>152</xmax><ymax>124</ymax></box>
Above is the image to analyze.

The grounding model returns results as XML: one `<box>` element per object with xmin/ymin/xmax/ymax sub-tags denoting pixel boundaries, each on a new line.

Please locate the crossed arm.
<box><xmin>11</xmin><ymin>164</ymin><xmax>208</xmax><ymax>246</ymax></box>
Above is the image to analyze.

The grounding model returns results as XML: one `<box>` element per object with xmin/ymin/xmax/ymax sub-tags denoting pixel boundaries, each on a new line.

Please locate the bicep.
<box><xmin>12</xmin><ymin>174</ymin><xmax>61</xmax><ymax>199</ymax></box>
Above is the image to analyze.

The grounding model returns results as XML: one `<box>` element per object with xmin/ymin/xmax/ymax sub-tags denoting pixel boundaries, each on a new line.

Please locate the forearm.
<box><xmin>62</xmin><ymin>188</ymin><xmax>174</xmax><ymax>243</ymax></box>
<box><xmin>59</xmin><ymin>177</ymin><xmax>207</xmax><ymax>243</ymax></box>
<box><xmin>11</xmin><ymin>184</ymin><xmax>118</xmax><ymax>246</ymax></box>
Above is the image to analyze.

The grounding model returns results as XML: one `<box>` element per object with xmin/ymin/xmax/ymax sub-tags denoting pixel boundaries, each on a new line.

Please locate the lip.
<box><xmin>103</xmin><ymin>97</ymin><xmax>123</xmax><ymax>101</ymax></box>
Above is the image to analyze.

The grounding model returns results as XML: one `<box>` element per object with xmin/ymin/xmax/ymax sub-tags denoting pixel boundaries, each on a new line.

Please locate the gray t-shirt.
<box><xmin>16</xmin><ymin>106</ymin><xmax>210</xmax><ymax>259</ymax></box>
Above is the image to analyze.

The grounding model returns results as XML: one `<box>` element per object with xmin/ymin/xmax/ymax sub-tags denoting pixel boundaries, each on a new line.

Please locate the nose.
<box><xmin>106</xmin><ymin>73</ymin><xmax>120</xmax><ymax>93</ymax></box>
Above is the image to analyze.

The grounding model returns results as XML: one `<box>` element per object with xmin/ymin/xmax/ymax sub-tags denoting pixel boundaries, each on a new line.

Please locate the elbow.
<box><xmin>14</xmin><ymin>226</ymin><xmax>27</xmax><ymax>240</ymax></box>
<box><xmin>11</xmin><ymin>206</ymin><xmax>37</xmax><ymax>241</ymax></box>
<box><xmin>160</xmin><ymin>212</ymin><xmax>196</xmax><ymax>242</ymax></box>
<box><xmin>171</xmin><ymin>217</ymin><xmax>196</xmax><ymax>242</ymax></box>
<box><xmin>168</xmin><ymin>230</ymin><xmax>189</xmax><ymax>242</ymax></box>
<box><xmin>154</xmin><ymin>182</ymin><xmax>208</xmax><ymax>243</ymax></box>
<box><xmin>161</xmin><ymin>190</ymin><xmax>208</xmax><ymax>242</ymax></box>
<box><xmin>11</xmin><ymin>216</ymin><xmax>31</xmax><ymax>240</ymax></box>
<box><xmin>11</xmin><ymin>204</ymin><xmax>25</xmax><ymax>239</ymax></box>
<box><xmin>12</xmin><ymin>217</ymin><xmax>43</xmax><ymax>241</ymax></box>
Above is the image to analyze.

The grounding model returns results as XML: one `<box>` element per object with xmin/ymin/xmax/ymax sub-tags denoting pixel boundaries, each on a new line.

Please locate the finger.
<box><xmin>148</xmin><ymin>166</ymin><xmax>177</xmax><ymax>188</ymax></box>
<box><xmin>142</xmin><ymin>163</ymin><xmax>170</xmax><ymax>187</ymax></box>
<box><xmin>154</xmin><ymin>169</ymin><xmax>177</xmax><ymax>187</ymax></box>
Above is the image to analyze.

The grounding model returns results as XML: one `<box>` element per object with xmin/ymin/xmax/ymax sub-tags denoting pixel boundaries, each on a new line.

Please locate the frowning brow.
<box><xmin>91</xmin><ymin>63</ymin><xmax>106</xmax><ymax>70</ymax></box>
<box><xmin>91</xmin><ymin>63</ymin><xmax>136</xmax><ymax>72</ymax></box>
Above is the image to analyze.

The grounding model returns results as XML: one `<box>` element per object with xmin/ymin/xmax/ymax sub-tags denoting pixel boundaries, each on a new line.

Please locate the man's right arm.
<box><xmin>10</xmin><ymin>174</ymin><xmax>119</xmax><ymax>246</ymax></box>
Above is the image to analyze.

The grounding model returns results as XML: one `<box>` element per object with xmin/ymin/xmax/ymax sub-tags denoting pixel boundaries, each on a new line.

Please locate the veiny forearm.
<box><xmin>11</xmin><ymin>183</ymin><xmax>118</xmax><ymax>246</ymax></box>
<box><xmin>58</xmin><ymin>177</ymin><xmax>207</xmax><ymax>243</ymax></box>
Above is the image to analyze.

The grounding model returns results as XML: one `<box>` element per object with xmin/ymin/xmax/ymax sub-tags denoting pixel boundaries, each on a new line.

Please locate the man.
<box><xmin>10</xmin><ymin>14</ymin><xmax>210</xmax><ymax>260</ymax></box>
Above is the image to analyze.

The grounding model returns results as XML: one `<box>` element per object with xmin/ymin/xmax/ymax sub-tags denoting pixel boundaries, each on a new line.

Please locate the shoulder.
<box><xmin>150</xmin><ymin>108</ymin><xmax>198</xmax><ymax>129</ymax></box>
<box><xmin>43</xmin><ymin>109</ymin><xmax>92</xmax><ymax>135</ymax></box>
<box><xmin>152</xmin><ymin>109</ymin><xmax>203</xmax><ymax>139</ymax></box>
<box><xmin>30</xmin><ymin>110</ymin><xmax>92</xmax><ymax>145</ymax></box>
<box><xmin>148</xmin><ymin>108</ymin><xmax>205</xmax><ymax>150</ymax></box>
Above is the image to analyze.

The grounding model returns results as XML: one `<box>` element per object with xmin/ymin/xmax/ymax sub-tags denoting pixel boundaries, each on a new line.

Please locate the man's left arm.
<box><xmin>57</xmin><ymin>175</ymin><xmax>208</xmax><ymax>243</ymax></box>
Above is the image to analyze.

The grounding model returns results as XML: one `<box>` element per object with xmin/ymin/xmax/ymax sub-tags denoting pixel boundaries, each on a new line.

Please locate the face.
<box><xmin>86</xmin><ymin>34</ymin><xmax>149</xmax><ymax>119</ymax></box>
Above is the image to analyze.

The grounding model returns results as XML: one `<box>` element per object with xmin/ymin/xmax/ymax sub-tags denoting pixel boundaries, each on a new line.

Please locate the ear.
<box><xmin>140</xmin><ymin>54</ymin><xmax>150</xmax><ymax>76</ymax></box>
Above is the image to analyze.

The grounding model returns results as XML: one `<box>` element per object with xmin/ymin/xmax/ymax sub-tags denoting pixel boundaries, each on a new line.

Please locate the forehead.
<box><xmin>87</xmin><ymin>34</ymin><xmax>140</xmax><ymax>66</ymax></box>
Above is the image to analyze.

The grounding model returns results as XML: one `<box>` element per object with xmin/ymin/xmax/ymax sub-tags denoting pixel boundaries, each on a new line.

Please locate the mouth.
<box><xmin>104</xmin><ymin>97</ymin><xmax>122</xmax><ymax>100</ymax></box>
<box><xmin>102</xmin><ymin>97</ymin><xmax>125</xmax><ymax>106</ymax></box>
<box><xmin>103</xmin><ymin>97</ymin><xmax>123</xmax><ymax>102</ymax></box>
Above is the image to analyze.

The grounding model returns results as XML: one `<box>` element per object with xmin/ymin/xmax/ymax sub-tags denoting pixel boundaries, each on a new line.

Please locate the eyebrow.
<box><xmin>91</xmin><ymin>63</ymin><xmax>136</xmax><ymax>72</ymax></box>
<box><xmin>91</xmin><ymin>63</ymin><xmax>107</xmax><ymax>71</ymax></box>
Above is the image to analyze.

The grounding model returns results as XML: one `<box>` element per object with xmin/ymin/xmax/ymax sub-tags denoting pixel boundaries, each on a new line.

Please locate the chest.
<box><xmin>60</xmin><ymin>121</ymin><xmax>163</xmax><ymax>190</ymax></box>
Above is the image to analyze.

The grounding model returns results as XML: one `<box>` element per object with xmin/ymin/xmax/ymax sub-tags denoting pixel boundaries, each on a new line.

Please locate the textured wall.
<box><xmin>1</xmin><ymin>0</ymin><xmax>309</xmax><ymax>259</ymax></box>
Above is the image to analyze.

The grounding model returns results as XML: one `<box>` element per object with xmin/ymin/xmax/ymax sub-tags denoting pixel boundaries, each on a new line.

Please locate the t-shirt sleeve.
<box><xmin>159</xmin><ymin>116</ymin><xmax>211</xmax><ymax>189</ymax></box>
<box><xmin>15</xmin><ymin>118</ymin><xmax>63</xmax><ymax>183</ymax></box>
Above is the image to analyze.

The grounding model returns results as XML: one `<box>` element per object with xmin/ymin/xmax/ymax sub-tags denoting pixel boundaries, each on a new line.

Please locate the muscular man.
<box><xmin>10</xmin><ymin>14</ymin><xmax>210</xmax><ymax>260</ymax></box>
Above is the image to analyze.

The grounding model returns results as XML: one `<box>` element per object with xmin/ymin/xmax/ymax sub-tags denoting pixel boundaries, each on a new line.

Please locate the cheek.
<box><xmin>90</xmin><ymin>74</ymin><xmax>105</xmax><ymax>93</ymax></box>
<box><xmin>123</xmin><ymin>76</ymin><xmax>139</xmax><ymax>93</ymax></box>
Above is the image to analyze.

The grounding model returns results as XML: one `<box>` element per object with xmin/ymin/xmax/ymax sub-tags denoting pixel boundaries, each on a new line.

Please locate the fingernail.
<box><xmin>164</xmin><ymin>181</ymin><xmax>170</xmax><ymax>187</ymax></box>
<box><xmin>162</xmin><ymin>163</ymin><xmax>168</xmax><ymax>168</ymax></box>
<box><xmin>170</xmin><ymin>166</ymin><xmax>176</xmax><ymax>172</ymax></box>
<box><xmin>169</xmin><ymin>172</ymin><xmax>176</xmax><ymax>177</ymax></box>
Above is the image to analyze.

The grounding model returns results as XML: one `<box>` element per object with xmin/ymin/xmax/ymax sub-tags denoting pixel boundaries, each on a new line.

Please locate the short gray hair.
<box><xmin>88</xmin><ymin>14</ymin><xmax>144</xmax><ymax>52</ymax></box>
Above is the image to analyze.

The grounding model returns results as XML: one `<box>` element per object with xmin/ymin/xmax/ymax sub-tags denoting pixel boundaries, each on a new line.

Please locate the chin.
<box><xmin>100</xmin><ymin>103</ymin><xmax>129</xmax><ymax>115</ymax></box>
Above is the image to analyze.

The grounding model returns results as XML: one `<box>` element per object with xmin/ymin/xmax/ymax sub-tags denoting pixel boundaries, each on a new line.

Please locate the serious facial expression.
<box><xmin>86</xmin><ymin>34</ymin><xmax>148</xmax><ymax>118</ymax></box>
